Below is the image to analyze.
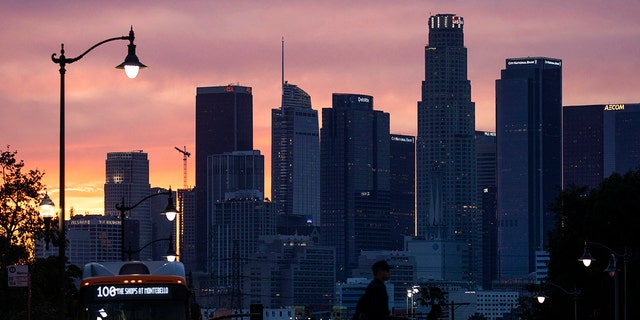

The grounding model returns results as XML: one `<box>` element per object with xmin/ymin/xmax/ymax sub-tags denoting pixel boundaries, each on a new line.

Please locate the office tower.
<box><xmin>320</xmin><ymin>93</ymin><xmax>391</xmax><ymax>281</ymax></box>
<box><xmin>243</xmin><ymin>235</ymin><xmax>335</xmax><ymax>309</ymax></box>
<box><xmin>476</xmin><ymin>131</ymin><xmax>497</xmax><ymax>289</ymax></box>
<box><xmin>65</xmin><ymin>215</ymin><xmax>122</xmax><ymax>267</ymax></box>
<box><xmin>390</xmin><ymin>134</ymin><xmax>415</xmax><ymax>250</ymax></box>
<box><xmin>195</xmin><ymin>85</ymin><xmax>253</xmax><ymax>271</ymax></box>
<box><xmin>208</xmin><ymin>150</ymin><xmax>264</xmax><ymax>203</ymax></box>
<box><xmin>564</xmin><ymin>103</ymin><xmax>640</xmax><ymax>189</ymax></box>
<box><xmin>271</xmin><ymin>82</ymin><xmax>320</xmax><ymax>227</ymax></box>
<box><xmin>208</xmin><ymin>150</ymin><xmax>273</xmax><ymax>293</ymax></box>
<box><xmin>496</xmin><ymin>57</ymin><xmax>562</xmax><ymax>280</ymax></box>
<box><xmin>104</xmin><ymin>151</ymin><xmax>151</xmax><ymax>260</ymax></box>
<box><xmin>416</xmin><ymin>14</ymin><xmax>477</xmax><ymax>283</ymax></box>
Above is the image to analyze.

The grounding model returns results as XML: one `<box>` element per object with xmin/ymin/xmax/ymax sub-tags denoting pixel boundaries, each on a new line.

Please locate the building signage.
<box><xmin>7</xmin><ymin>265</ymin><xmax>28</xmax><ymax>287</ymax></box>
<box><xmin>508</xmin><ymin>59</ymin><xmax>537</xmax><ymax>65</ymax></box>
<box><xmin>544</xmin><ymin>60</ymin><xmax>562</xmax><ymax>66</ymax></box>
<box><xmin>604</xmin><ymin>104</ymin><xmax>625</xmax><ymax>111</ymax></box>
<box><xmin>357</xmin><ymin>97</ymin><xmax>370</xmax><ymax>103</ymax></box>
<box><xmin>391</xmin><ymin>136</ymin><xmax>415</xmax><ymax>143</ymax></box>
<box><xmin>452</xmin><ymin>16</ymin><xmax>463</xmax><ymax>25</ymax></box>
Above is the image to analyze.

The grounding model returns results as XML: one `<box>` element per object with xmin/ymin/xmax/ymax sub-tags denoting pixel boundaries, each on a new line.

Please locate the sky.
<box><xmin>2</xmin><ymin>0</ymin><xmax>639</xmax><ymax>215</ymax></box>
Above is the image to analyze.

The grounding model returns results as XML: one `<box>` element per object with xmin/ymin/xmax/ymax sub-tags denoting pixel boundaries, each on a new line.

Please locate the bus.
<box><xmin>80</xmin><ymin>261</ymin><xmax>194</xmax><ymax>319</ymax></box>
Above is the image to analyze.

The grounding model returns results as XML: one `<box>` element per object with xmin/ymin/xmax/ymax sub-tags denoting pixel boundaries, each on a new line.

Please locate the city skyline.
<box><xmin>2</xmin><ymin>1</ymin><xmax>638</xmax><ymax>214</ymax></box>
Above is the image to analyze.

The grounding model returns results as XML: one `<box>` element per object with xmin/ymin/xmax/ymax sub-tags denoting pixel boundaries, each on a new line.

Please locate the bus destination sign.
<box><xmin>93</xmin><ymin>285</ymin><xmax>171</xmax><ymax>300</ymax></box>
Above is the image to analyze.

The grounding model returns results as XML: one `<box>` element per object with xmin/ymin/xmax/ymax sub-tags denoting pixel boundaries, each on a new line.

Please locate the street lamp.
<box><xmin>579</xmin><ymin>241</ymin><xmax>630</xmax><ymax>320</ymax></box>
<box><xmin>50</xmin><ymin>26</ymin><xmax>146</xmax><ymax>262</ymax></box>
<box><xmin>115</xmin><ymin>188</ymin><xmax>177</xmax><ymax>261</ymax></box>
<box><xmin>48</xmin><ymin>27</ymin><xmax>146</xmax><ymax>320</ymax></box>
<box><xmin>535</xmin><ymin>281</ymin><xmax>580</xmax><ymax>320</ymax></box>
<box><xmin>39</xmin><ymin>193</ymin><xmax>57</xmax><ymax>250</ymax></box>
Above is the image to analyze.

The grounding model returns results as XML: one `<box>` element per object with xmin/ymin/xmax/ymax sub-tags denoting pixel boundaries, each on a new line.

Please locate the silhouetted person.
<box><xmin>353</xmin><ymin>260</ymin><xmax>391</xmax><ymax>320</ymax></box>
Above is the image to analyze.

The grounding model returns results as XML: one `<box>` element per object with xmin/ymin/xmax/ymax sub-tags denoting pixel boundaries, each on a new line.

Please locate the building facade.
<box><xmin>563</xmin><ymin>103</ymin><xmax>640</xmax><ymax>189</ymax></box>
<box><xmin>476</xmin><ymin>131</ymin><xmax>497</xmax><ymax>289</ymax></box>
<box><xmin>243</xmin><ymin>235</ymin><xmax>335</xmax><ymax>310</ymax></box>
<box><xmin>320</xmin><ymin>93</ymin><xmax>391</xmax><ymax>281</ymax></box>
<box><xmin>416</xmin><ymin>13</ymin><xmax>477</xmax><ymax>284</ymax></box>
<box><xmin>495</xmin><ymin>57</ymin><xmax>562</xmax><ymax>280</ymax></box>
<box><xmin>271</xmin><ymin>82</ymin><xmax>320</xmax><ymax>226</ymax></box>
<box><xmin>195</xmin><ymin>85</ymin><xmax>253</xmax><ymax>271</ymax></box>
<box><xmin>390</xmin><ymin>134</ymin><xmax>415</xmax><ymax>250</ymax></box>
<box><xmin>104</xmin><ymin>151</ymin><xmax>151</xmax><ymax>260</ymax></box>
<box><xmin>63</xmin><ymin>215</ymin><xmax>121</xmax><ymax>267</ymax></box>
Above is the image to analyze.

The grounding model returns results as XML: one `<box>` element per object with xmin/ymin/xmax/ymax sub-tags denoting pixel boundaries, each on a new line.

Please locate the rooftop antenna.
<box><xmin>281</xmin><ymin>36</ymin><xmax>285</xmax><ymax>107</ymax></box>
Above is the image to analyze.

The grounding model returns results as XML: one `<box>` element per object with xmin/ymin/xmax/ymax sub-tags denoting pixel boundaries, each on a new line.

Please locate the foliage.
<box><xmin>415</xmin><ymin>286</ymin><xmax>446</xmax><ymax>320</ymax></box>
<box><xmin>0</xmin><ymin>256</ymin><xmax>82</xmax><ymax>320</ymax></box>
<box><xmin>546</xmin><ymin>168</ymin><xmax>640</xmax><ymax>320</ymax></box>
<box><xmin>0</xmin><ymin>147</ymin><xmax>46</xmax><ymax>269</ymax></box>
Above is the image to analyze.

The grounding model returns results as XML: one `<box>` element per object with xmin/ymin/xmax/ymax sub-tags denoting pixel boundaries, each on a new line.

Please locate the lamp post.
<box><xmin>52</xmin><ymin>26</ymin><xmax>147</xmax><ymax>262</ymax></box>
<box><xmin>47</xmin><ymin>29</ymin><xmax>145</xmax><ymax>319</ymax></box>
<box><xmin>579</xmin><ymin>241</ymin><xmax>630</xmax><ymax>320</ymax></box>
<box><xmin>115</xmin><ymin>188</ymin><xmax>177</xmax><ymax>261</ymax></box>
<box><xmin>535</xmin><ymin>281</ymin><xmax>580</xmax><ymax>320</ymax></box>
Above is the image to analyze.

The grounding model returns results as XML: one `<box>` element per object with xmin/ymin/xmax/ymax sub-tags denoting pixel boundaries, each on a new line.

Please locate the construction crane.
<box><xmin>174</xmin><ymin>146</ymin><xmax>191</xmax><ymax>189</ymax></box>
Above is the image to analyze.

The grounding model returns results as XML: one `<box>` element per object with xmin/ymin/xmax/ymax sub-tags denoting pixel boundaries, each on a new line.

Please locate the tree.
<box><xmin>415</xmin><ymin>286</ymin><xmax>447</xmax><ymax>320</ymax></box>
<box><xmin>0</xmin><ymin>147</ymin><xmax>46</xmax><ymax>269</ymax></box>
<box><xmin>547</xmin><ymin>168</ymin><xmax>640</xmax><ymax>320</ymax></box>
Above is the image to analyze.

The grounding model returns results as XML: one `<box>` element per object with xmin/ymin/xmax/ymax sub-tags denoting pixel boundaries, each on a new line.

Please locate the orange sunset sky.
<box><xmin>2</xmin><ymin>1</ymin><xmax>639</xmax><ymax>215</ymax></box>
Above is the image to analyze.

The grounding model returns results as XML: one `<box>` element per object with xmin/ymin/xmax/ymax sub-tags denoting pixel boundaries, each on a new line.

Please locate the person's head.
<box><xmin>372</xmin><ymin>260</ymin><xmax>390</xmax><ymax>280</ymax></box>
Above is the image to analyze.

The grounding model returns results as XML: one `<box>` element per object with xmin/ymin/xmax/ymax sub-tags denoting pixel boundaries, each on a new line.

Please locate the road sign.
<box><xmin>7</xmin><ymin>264</ymin><xmax>29</xmax><ymax>287</ymax></box>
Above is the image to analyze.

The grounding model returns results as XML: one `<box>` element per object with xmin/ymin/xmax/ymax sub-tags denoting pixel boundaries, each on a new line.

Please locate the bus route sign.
<box><xmin>7</xmin><ymin>265</ymin><xmax>29</xmax><ymax>287</ymax></box>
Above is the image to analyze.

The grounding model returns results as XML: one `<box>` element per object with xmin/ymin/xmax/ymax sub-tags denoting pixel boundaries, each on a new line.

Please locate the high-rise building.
<box><xmin>243</xmin><ymin>235</ymin><xmax>335</xmax><ymax>309</ymax></box>
<box><xmin>416</xmin><ymin>14</ymin><xmax>477</xmax><ymax>283</ymax></box>
<box><xmin>320</xmin><ymin>93</ymin><xmax>391</xmax><ymax>281</ymax></box>
<box><xmin>207</xmin><ymin>150</ymin><xmax>274</xmax><ymax>303</ymax></box>
<box><xmin>271</xmin><ymin>82</ymin><xmax>320</xmax><ymax>227</ymax></box>
<box><xmin>495</xmin><ymin>57</ymin><xmax>562</xmax><ymax>280</ymax></box>
<box><xmin>476</xmin><ymin>131</ymin><xmax>497</xmax><ymax>289</ymax></box>
<box><xmin>563</xmin><ymin>103</ymin><xmax>640</xmax><ymax>189</ymax></box>
<box><xmin>195</xmin><ymin>85</ymin><xmax>253</xmax><ymax>271</ymax></box>
<box><xmin>50</xmin><ymin>215</ymin><xmax>121</xmax><ymax>267</ymax></box>
<box><xmin>390</xmin><ymin>134</ymin><xmax>415</xmax><ymax>250</ymax></box>
<box><xmin>104</xmin><ymin>151</ymin><xmax>151</xmax><ymax>260</ymax></box>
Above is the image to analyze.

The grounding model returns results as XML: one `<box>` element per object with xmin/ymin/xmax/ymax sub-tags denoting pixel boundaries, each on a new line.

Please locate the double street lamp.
<box><xmin>39</xmin><ymin>27</ymin><xmax>146</xmax><ymax>320</ymax></box>
<box><xmin>115</xmin><ymin>188</ymin><xmax>178</xmax><ymax>261</ymax></box>
<box><xmin>579</xmin><ymin>241</ymin><xmax>630</xmax><ymax>320</ymax></box>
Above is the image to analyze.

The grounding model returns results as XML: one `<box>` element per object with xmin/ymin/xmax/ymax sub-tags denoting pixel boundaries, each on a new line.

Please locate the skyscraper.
<box><xmin>496</xmin><ymin>57</ymin><xmax>562</xmax><ymax>280</ymax></box>
<box><xmin>320</xmin><ymin>93</ymin><xmax>391</xmax><ymax>281</ymax></box>
<box><xmin>416</xmin><ymin>14</ymin><xmax>477</xmax><ymax>283</ymax></box>
<box><xmin>104</xmin><ymin>151</ymin><xmax>151</xmax><ymax>260</ymax></box>
<box><xmin>271</xmin><ymin>82</ymin><xmax>320</xmax><ymax>226</ymax></box>
<box><xmin>208</xmin><ymin>150</ymin><xmax>272</xmax><ymax>291</ymax></box>
<box><xmin>195</xmin><ymin>85</ymin><xmax>253</xmax><ymax>271</ymax></box>
<box><xmin>563</xmin><ymin>103</ymin><xmax>640</xmax><ymax>189</ymax></box>
<box><xmin>476</xmin><ymin>131</ymin><xmax>497</xmax><ymax>289</ymax></box>
<box><xmin>390</xmin><ymin>134</ymin><xmax>415</xmax><ymax>250</ymax></box>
